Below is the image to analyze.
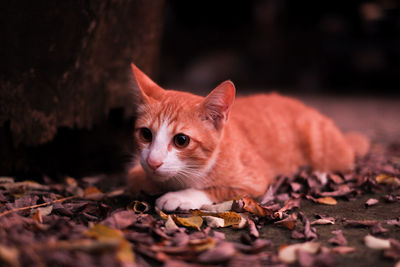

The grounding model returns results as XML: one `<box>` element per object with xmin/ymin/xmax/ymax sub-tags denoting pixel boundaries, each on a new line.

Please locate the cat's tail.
<box><xmin>345</xmin><ymin>131</ymin><xmax>370</xmax><ymax>157</ymax></box>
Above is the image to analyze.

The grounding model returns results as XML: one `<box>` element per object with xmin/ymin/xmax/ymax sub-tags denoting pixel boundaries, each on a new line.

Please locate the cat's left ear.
<box><xmin>131</xmin><ymin>63</ymin><xmax>165</xmax><ymax>101</ymax></box>
<box><xmin>202</xmin><ymin>80</ymin><xmax>236</xmax><ymax>130</ymax></box>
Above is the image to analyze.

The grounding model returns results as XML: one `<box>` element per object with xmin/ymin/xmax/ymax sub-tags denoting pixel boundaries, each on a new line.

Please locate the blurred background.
<box><xmin>1</xmin><ymin>0</ymin><xmax>399</xmax><ymax>178</ymax></box>
<box><xmin>159</xmin><ymin>0</ymin><xmax>400</xmax><ymax>96</ymax></box>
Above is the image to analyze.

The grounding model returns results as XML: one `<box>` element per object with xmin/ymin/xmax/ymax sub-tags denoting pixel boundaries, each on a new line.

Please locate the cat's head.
<box><xmin>131</xmin><ymin>63</ymin><xmax>235</xmax><ymax>187</ymax></box>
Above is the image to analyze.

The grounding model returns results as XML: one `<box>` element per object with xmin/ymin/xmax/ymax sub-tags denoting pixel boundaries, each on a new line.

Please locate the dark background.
<box><xmin>159</xmin><ymin>0</ymin><xmax>400</xmax><ymax>96</ymax></box>
<box><xmin>1</xmin><ymin>0</ymin><xmax>399</xmax><ymax>179</ymax></box>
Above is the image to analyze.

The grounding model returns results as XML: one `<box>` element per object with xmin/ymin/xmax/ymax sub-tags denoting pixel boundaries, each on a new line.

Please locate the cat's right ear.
<box><xmin>131</xmin><ymin>63</ymin><xmax>164</xmax><ymax>102</ymax></box>
<box><xmin>202</xmin><ymin>80</ymin><xmax>236</xmax><ymax>130</ymax></box>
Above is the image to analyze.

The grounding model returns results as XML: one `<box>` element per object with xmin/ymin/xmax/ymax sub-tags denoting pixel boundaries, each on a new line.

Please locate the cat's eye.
<box><xmin>173</xmin><ymin>134</ymin><xmax>190</xmax><ymax>148</ymax></box>
<box><xmin>139</xmin><ymin>127</ymin><xmax>152</xmax><ymax>142</ymax></box>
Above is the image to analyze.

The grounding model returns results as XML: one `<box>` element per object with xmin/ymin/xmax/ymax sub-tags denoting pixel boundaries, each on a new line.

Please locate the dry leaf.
<box><xmin>101</xmin><ymin>210</ymin><xmax>137</xmax><ymax>229</ymax></box>
<box><xmin>331</xmin><ymin>246</ymin><xmax>355</xmax><ymax>254</ymax></box>
<box><xmin>173</xmin><ymin>215</ymin><xmax>203</xmax><ymax>230</ymax></box>
<box><xmin>311</xmin><ymin>218</ymin><xmax>335</xmax><ymax>225</ymax></box>
<box><xmin>200</xmin><ymin>200</ymin><xmax>233</xmax><ymax>212</ymax></box>
<box><xmin>85</xmin><ymin>224</ymin><xmax>134</xmax><ymax>263</ymax></box>
<box><xmin>278</xmin><ymin>242</ymin><xmax>320</xmax><ymax>264</ymax></box>
<box><xmin>83</xmin><ymin>187</ymin><xmax>104</xmax><ymax>201</ymax></box>
<box><xmin>231</xmin><ymin>213</ymin><xmax>247</xmax><ymax>229</ymax></box>
<box><xmin>370</xmin><ymin>222</ymin><xmax>389</xmax><ymax>235</ymax></box>
<box><xmin>328</xmin><ymin>230</ymin><xmax>347</xmax><ymax>246</ymax></box>
<box><xmin>203</xmin><ymin>216</ymin><xmax>225</xmax><ymax>228</ymax></box>
<box><xmin>275</xmin><ymin>213</ymin><xmax>298</xmax><ymax>230</ymax></box>
<box><xmin>0</xmin><ymin>244</ymin><xmax>20</xmax><ymax>267</ymax></box>
<box><xmin>328</xmin><ymin>173</ymin><xmax>344</xmax><ymax>184</ymax></box>
<box><xmin>192</xmin><ymin>210</ymin><xmax>242</xmax><ymax>227</ymax></box>
<box><xmin>386</xmin><ymin>218</ymin><xmax>400</xmax><ymax>227</ymax></box>
<box><xmin>344</xmin><ymin>219</ymin><xmax>378</xmax><ymax>227</ymax></box>
<box><xmin>376</xmin><ymin>174</ymin><xmax>400</xmax><ymax>185</ymax></box>
<box><xmin>316</xmin><ymin>197</ymin><xmax>337</xmax><ymax>205</ymax></box>
<box><xmin>155</xmin><ymin>207</ymin><xmax>168</xmax><ymax>220</ymax></box>
<box><xmin>85</xmin><ymin>224</ymin><xmax>124</xmax><ymax>240</ymax></box>
<box><xmin>365</xmin><ymin>198</ymin><xmax>379</xmax><ymax>207</ymax></box>
<box><xmin>165</xmin><ymin>215</ymin><xmax>180</xmax><ymax>232</ymax></box>
<box><xmin>242</xmin><ymin>196</ymin><xmax>272</xmax><ymax>217</ymax></box>
<box><xmin>247</xmin><ymin>218</ymin><xmax>259</xmax><ymax>238</ymax></box>
<box><xmin>189</xmin><ymin>237</ymin><xmax>216</xmax><ymax>252</ymax></box>
<box><xmin>31</xmin><ymin>209</ymin><xmax>43</xmax><ymax>224</ymax></box>
<box><xmin>197</xmin><ymin>242</ymin><xmax>236</xmax><ymax>263</ymax></box>
<box><xmin>364</xmin><ymin>235</ymin><xmax>391</xmax><ymax>250</ymax></box>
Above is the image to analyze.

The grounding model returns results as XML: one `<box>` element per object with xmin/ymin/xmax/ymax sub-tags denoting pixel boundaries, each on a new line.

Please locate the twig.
<box><xmin>0</xmin><ymin>195</ymin><xmax>77</xmax><ymax>218</ymax></box>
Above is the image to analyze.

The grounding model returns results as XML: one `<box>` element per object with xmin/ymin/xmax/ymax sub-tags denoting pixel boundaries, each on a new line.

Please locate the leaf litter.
<box><xmin>0</xmin><ymin>145</ymin><xmax>399</xmax><ymax>266</ymax></box>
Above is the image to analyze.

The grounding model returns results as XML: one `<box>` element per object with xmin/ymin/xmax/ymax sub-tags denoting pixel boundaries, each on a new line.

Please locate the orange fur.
<box><xmin>128</xmin><ymin>63</ymin><xmax>369</xmax><ymax>204</ymax></box>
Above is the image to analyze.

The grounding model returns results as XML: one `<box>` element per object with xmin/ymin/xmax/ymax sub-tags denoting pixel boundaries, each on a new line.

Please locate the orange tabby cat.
<box><xmin>127</xmin><ymin>63</ymin><xmax>369</xmax><ymax>211</ymax></box>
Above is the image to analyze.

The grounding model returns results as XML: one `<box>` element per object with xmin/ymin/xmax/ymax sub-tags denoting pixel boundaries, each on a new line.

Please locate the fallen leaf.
<box><xmin>247</xmin><ymin>218</ymin><xmax>259</xmax><ymax>238</ymax></box>
<box><xmin>278</xmin><ymin>242</ymin><xmax>320</xmax><ymax>264</ymax></box>
<box><xmin>192</xmin><ymin>211</ymin><xmax>242</xmax><ymax>227</ymax></box>
<box><xmin>384</xmin><ymin>239</ymin><xmax>400</xmax><ymax>260</ymax></box>
<box><xmin>370</xmin><ymin>222</ymin><xmax>389</xmax><ymax>235</ymax></box>
<box><xmin>319</xmin><ymin>184</ymin><xmax>354</xmax><ymax>197</ymax></box>
<box><xmin>364</xmin><ymin>235</ymin><xmax>391</xmax><ymax>250</ymax></box>
<box><xmin>365</xmin><ymin>198</ymin><xmax>379</xmax><ymax>207</ymax></box>
<box><xmin>85</xmin><ymin>224</ymin><xmax>124</xmax><ymax>240</ymax></box>
<box><xmin>37</xmin><ymin>205</ymin><xmax>53</xmax><ymax>216</ymax></box>
<box><xmin>203</xmin><ymin>216</ymin><xmax>225</xmax><ymax>228</ymax></box>
<box><xmin>291</xmin><ymin>230</ymin><xmax>305</xmax><ymax>240</ymax></box>
<box><xmin>233</xmin><ymin>239</ymin><xmax>271</xmax><ymax>254</ymax></box>
<box><xmin>376</xmin><ymin>174</ymin><xmax>400</xmax><ymax>185</ymax></box>
<box><xmin>197</xmin><ymin>242</ymin><xmax>236</xmax><ymax>263</ymax></box>
<box><xmin>274</xmin><ymin>213</ymin><xmax>298</xmax><ymax>230</ymax></box>
<box><xmin>85</xmin><ymin>224</ymin><xmax>134</xmax><ymax>263</ymax></box>
<box><xmin>299</xmin><ymin>212</ymin><xmax>318</xmax><ymax>241</ymax></box>
<box><xmin>316</xmin><ymin>197</ymin><xmax>337</xmax><ymax>205</ymax></box>
<box><xmin>331</xmin><ymin>246</ymin><xmax>356</xmax><ymax>254</ymax></box>
<box><xmin>100</xmin><ymin>210</ymin><xmax>138</xmax><ymax>229</ymax></box>
<box><xmin>386</xmin><ymin>218</ymin><xmax>400</xmax><ymax>227</ymax></box>
<box><xmin>200</xmin><ymin>200</ymin><xmax>233</xmax><ymax>212</ymax></box>
<box><xmin>155</xmin><ymin>207</ymin><xmax>168</xmax><ymax>220</ymax></box>
<box><xmin>328</xmin><ymin>230</ymin><xmax>347</xmax><ymax>246</ymax></box>
<box><xmin>383</xmin><ymin>194</ymin><xmax>398</xmax><ymax>203</ymax></box>
<box><xmin>328</xmin><ymin>173</ymin><xmax>344</xmax><ymax>184</ymax></box>
<box><xmin>173</xmin><ymin>215</ymin><xmax>203</xmax><ymax>230</ymax></box>
<box><xmin>189</xmin><ymin>237</ymin><xmax>216</xmax><ymax>252</ymax></box>
<box><xmin>231</xmin><ymin>213</ymin><xmax>247</xmax><ymax>229</ymax></box>
<box><xmin>0</xmin><ymin>244</ymin><xmax>20</xmax><ymax>267</ymax></box>
<box><xmin>83</xmin><ymin>187</ymin><xmax>104</xmax><ymax>201</ymax></box>
<box><xmin>31</xmin><ymin>208</ymin><xmax>43</xmax><ymax>224</ymax></box>
<box><xmin>165</xmin><ymin>215</ymin><xmax>180</xmax><ymax>232</ymax></box>
<box><xmin>242</xmin><ymin>196</ymin><xmax>272</xmax><ymax>217</ymax></box>
<box><xmin>311</xmin><ymin>218</ymin><xmax>335</xmax><ymax>225</ymax></box>
<box><xmin>344</xmin><ymin>219</ymin><xmax>378</xmax><ymax>227</ymax></box>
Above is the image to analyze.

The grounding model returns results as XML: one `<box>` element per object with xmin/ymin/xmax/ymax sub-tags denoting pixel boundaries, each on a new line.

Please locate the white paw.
<box><xmin>156</xmin><ymin>188</ymin><xmax>213</xmax><ymax>211</ymax></box>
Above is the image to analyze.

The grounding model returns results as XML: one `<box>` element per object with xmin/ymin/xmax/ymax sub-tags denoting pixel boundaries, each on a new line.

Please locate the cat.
<box><xmin>127</xmin><ymin>63</ymin><xmax>370</xmax><ymax>211</ymax></box>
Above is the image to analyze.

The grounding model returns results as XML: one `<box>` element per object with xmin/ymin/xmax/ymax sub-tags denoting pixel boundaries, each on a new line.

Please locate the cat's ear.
<box><xmin>202</xmin><ymin>80</ymin><xmax>236</xmax><ymax>130</ymax></box>
<box><xmin>131</xmin><ymin>63</ymin><xmax>164</xmax><ymax>101</ymax></box>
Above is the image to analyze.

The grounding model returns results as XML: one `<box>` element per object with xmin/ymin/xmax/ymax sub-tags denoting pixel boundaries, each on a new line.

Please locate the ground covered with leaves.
<box><xmin>1</xmin><ymin>143</ymin><xmax>400</xmax><ymax>267</ymax></box>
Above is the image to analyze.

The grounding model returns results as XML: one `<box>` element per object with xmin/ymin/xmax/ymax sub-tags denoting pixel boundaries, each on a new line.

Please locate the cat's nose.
<box><xmin>147</xmin><ymin>157</ymin><xmax>163</xmax><ymax>170</ymax></box>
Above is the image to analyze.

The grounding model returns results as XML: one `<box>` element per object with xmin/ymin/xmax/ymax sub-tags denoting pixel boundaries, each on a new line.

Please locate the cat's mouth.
<box><xmin>143</xmin><ymin>167</ymin><xmax>176</xmax><ymax>182</ymax></box>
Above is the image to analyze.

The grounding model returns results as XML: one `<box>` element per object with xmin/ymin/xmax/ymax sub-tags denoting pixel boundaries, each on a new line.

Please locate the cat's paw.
<box><xmin>156</xmin><ymin>188</ymin><xmax>213</xmax><ymax>211</ymax></box>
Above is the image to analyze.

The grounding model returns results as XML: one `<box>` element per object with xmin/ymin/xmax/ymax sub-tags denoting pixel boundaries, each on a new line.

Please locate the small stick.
<box><xmin>0</xmin><ymin>195</ymin><xmax>77</xmax><ymax>218</ymax></box>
